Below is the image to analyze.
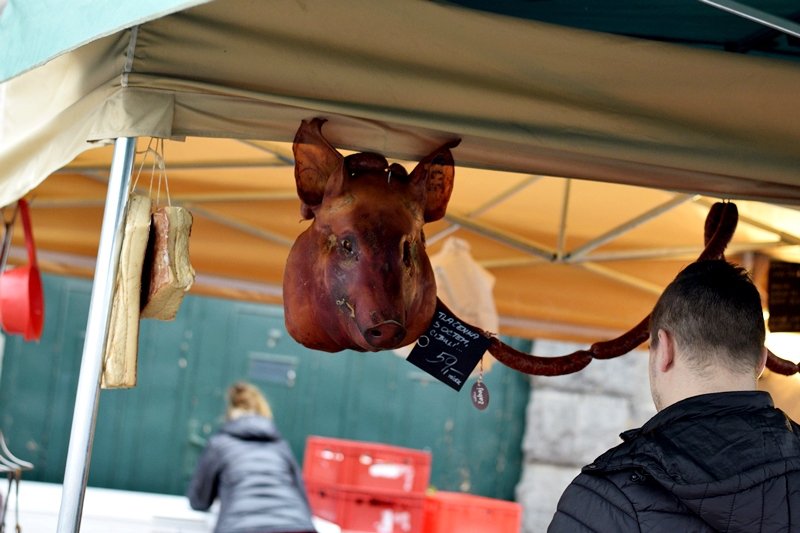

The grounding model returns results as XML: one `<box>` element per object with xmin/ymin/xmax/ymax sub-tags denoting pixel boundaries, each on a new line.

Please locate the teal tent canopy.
<box><xmin>0</xmin><ymin>0</ymin><xmax>208</xmax><ymax>82</ymax></box>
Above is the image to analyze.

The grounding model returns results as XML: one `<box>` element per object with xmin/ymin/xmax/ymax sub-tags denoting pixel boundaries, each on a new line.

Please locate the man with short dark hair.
<box><xmin>548</xmin><ymin>259</ymin><xmax>800</xmax><ymax>532</ymax></box>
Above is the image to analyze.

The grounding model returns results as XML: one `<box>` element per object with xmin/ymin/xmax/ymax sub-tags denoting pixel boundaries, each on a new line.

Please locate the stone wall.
<box><xmin>515</xmin><ymin>340</ymin><xmax>656</xmax><ymax>532</ymax></box>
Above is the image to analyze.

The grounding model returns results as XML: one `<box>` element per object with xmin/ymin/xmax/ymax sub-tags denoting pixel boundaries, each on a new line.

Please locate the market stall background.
<box><xmin>1</xmin><ymin>0</ymin><xmax>800</xmax><ymax>530</ymax></box>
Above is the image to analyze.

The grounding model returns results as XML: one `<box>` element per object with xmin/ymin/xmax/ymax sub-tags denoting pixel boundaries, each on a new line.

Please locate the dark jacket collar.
<box><xmin>620</xmin><ymin>390</ymin><xmax>773</xmax><ymax>442</ymax></box>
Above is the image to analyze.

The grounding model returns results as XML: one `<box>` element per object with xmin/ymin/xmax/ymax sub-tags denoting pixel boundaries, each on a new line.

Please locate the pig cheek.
<box><xmin>284</xmin><ymin>231</ymin><xmax>337</xmax><ymax>351</ymax></box>
<box><xmin>407</xmin><ymin>257</ymin><xmax>437</xmax><ymax>342</ymax></box>
<box><xmin>405</xmin><ymin>240</ymin><xmax>427</xmax><ymax>293</ymax></box>
<box><xmin>322</xmin><ymin>247</ymin><xmax>362</xmax><ymax>327</ymax></box>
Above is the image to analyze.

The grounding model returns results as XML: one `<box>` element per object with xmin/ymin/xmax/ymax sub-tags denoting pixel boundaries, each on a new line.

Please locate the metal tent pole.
<box><xmin>698</xmin><ymin>0</ymin><xmax>800</xmax><ymax>39</ymax></box>
<box><xmin>56</xmin><ymin>137</ymin><xmax>136</xmax><ymax>533</ymax></box>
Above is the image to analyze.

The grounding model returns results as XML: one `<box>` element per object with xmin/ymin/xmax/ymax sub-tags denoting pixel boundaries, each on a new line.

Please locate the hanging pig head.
<box><xmin>283</xmin><ymin>118</ymin><xmax>460</xmax><ymax>352</ymax></box>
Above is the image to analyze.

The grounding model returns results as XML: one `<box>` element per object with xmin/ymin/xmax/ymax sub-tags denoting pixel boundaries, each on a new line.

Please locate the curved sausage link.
<box><xmin>589</xmin><ymin>316</ymin><xmax>651</xmax><ymax>359</ymax></box>
<box><xmin>698</xmin><ymin>202</ymin><xmax>738</xmax><ymax>261</ymax></box>
<box><xmin>435</xmin><ymin>297</ymin><xmax>592</xmax><ymax>376</ymax></box>
<box><xmin>487</xmin><ymin>338</ymin><xmax>593</xmax><ymax>376</ymax></box>
<box><xmin>441</xmin><ymin>202</ymin><xmax>740</xmax><ymax>376</ymax></box>
<box><xmin>590</xmin><ymin>201</ymin><xmax>739</xmax><ymax>359</ymax></box>
<box><xmin>766</xmin><ymin>350</ymin><xmax>799</xmax><ymax>376</ymax></box>
<box><xmin>703</xmin><ymin>202</ymin><xmax>725</xmax><ymax>248</ymax></box>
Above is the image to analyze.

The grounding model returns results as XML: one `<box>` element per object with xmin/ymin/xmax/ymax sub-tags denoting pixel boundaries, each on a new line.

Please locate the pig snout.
<box><xmin>364</xmin><ymin>320</ymin><xmax>407</xmax><ymax>349</ymax></box>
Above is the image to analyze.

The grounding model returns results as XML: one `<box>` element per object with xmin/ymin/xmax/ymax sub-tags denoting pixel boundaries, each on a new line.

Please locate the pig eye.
<box><xmin>402</xmin><ymin>239</ymin><xmax>412</xmax><ymax>268</ymax></box>
<box><xmin>340</xmin><ymin>238</ymin><xmax>354</xmax><ymax>255</ymax></box>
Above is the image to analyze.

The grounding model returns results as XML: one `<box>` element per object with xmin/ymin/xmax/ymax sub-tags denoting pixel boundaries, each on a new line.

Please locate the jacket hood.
<box><xmin>220</xmin><ymin>415</ymin><xmax>281</xmax><ymax>442</ymax></box>
<box><xmin>590</xmin><ymin>391</ymin><xmax>800</xmax><ymax>532</ymax></box>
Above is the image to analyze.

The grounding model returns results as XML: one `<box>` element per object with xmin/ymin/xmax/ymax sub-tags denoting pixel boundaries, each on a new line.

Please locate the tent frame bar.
<box><xmin>56</xmin><ymin>137</ymin><xmax>136</xmax><ymax>533</ymax></box>
<box><xmin>427</xmin><ymin>175</ymin><xmax>540</xmax><ymax>245</ymax></box>
<box><xmin>33</xmin><ymin>190</ymin><xmax>299</xmax><ymax>208</ymax></box>
<box><xmin>444</xmin><ymin>212</ymin><xmax>555</xmax><ymax>261</ymax></box>
<box><xmin>566</xmin><ymin>194</ymin><xmax>699</xmax><ymax>261</ymax></box>
<box><xmin>556</xmin><ymin>179</ymin><xmax>572</xmax><ymax>261</ymax></box>
<box><xmin>186</xmin><ymin>204</ymin><xmax>295</xmax><ymax>248</ymax></box>
<box><xmin>698</xmin><ymin>0</ymin><xmax>800</xmax><ymax>39</ymax></box>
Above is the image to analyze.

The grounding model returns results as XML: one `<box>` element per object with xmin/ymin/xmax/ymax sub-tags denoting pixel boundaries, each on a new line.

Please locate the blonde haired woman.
<box><xmin>187</xmin><ymin>382</ymin><xmax>316</xmax><ymax>533</ymax></box>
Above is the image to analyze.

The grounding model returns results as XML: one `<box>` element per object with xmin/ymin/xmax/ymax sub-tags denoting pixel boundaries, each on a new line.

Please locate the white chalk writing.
<box><xmin>425</xmin><ymin>351</ymin><xmax>464</xmax><ymax>383</ymax></box>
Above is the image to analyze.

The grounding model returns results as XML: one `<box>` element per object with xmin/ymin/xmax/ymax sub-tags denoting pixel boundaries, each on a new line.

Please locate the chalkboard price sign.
<box><xmin>406</xmin><ymin>303</ymin><xmax>491</xmax><ymax>391</ymax></box>
<box><xmin>768</xmin><ymin>261</ymin><xmax>800</xmax><ymax>333</ymax></box>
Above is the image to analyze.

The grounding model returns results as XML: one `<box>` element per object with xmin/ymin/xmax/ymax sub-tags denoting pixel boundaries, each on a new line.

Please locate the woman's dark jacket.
<box><xmin>187</xmin><ymin>415</ymin><xmax>316</xmax><ymax>533</ymax></box>
<box><xmin>549</xmin><ymin>391</ymin><xmax>800</xmax><ymax>532</ymax></box>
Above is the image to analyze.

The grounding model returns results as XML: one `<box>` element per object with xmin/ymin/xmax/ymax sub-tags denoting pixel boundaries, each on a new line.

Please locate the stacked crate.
<box><xmin>422</xmin><ymin>491</ymin><xmax>522</xmax><ymax>533</ymax></box>
<box><xmin>303</xmin><ymin>436</ymin><xmax>432</xmax><ymax>533</ymax></box>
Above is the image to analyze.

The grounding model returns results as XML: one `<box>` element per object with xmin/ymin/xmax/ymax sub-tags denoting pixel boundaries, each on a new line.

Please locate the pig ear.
<box><xmin>410</xmin><ymin>139</ymin><xmax>460</xmax><ymax>222</ymax></box>
<box><xmin>293</xmin><ymin>118</ymin><xmax>344</xmax><ymax>218</ymax></box>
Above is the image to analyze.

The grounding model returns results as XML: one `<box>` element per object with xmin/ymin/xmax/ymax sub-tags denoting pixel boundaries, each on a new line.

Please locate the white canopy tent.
<box><xmin>2</xmin><ymin>1</ymin><xmax>800</xmax><ymax>530</ymax></box>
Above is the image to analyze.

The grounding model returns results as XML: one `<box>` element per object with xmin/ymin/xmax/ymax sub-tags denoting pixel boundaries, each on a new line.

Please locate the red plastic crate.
<box><xmin>306</xmin><ymin>481</ymin><xmax>425</xmax><ymax>533</ymax></box>
<box><xmin>422</xmin><ymin>491</ymin><xmax>522</xmax><ymax>533</ymax></box>
<box><xmin>303</xmin><ymin>436</ymin><xmax>431</xmax><ymax>493</ymax></box>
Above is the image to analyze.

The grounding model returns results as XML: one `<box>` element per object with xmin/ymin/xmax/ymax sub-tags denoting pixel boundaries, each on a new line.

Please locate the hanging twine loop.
<box><xmin>132</xmin><ymin>138</ymin><xmax>172</xmax><ymax>206</ymax></box>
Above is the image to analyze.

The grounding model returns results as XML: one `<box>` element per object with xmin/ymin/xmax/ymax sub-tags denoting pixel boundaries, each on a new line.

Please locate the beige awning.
<box><xmin>3</xmin><ymin>0</ymin><xmax>800</xmax><ymax>208</ymax></box>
